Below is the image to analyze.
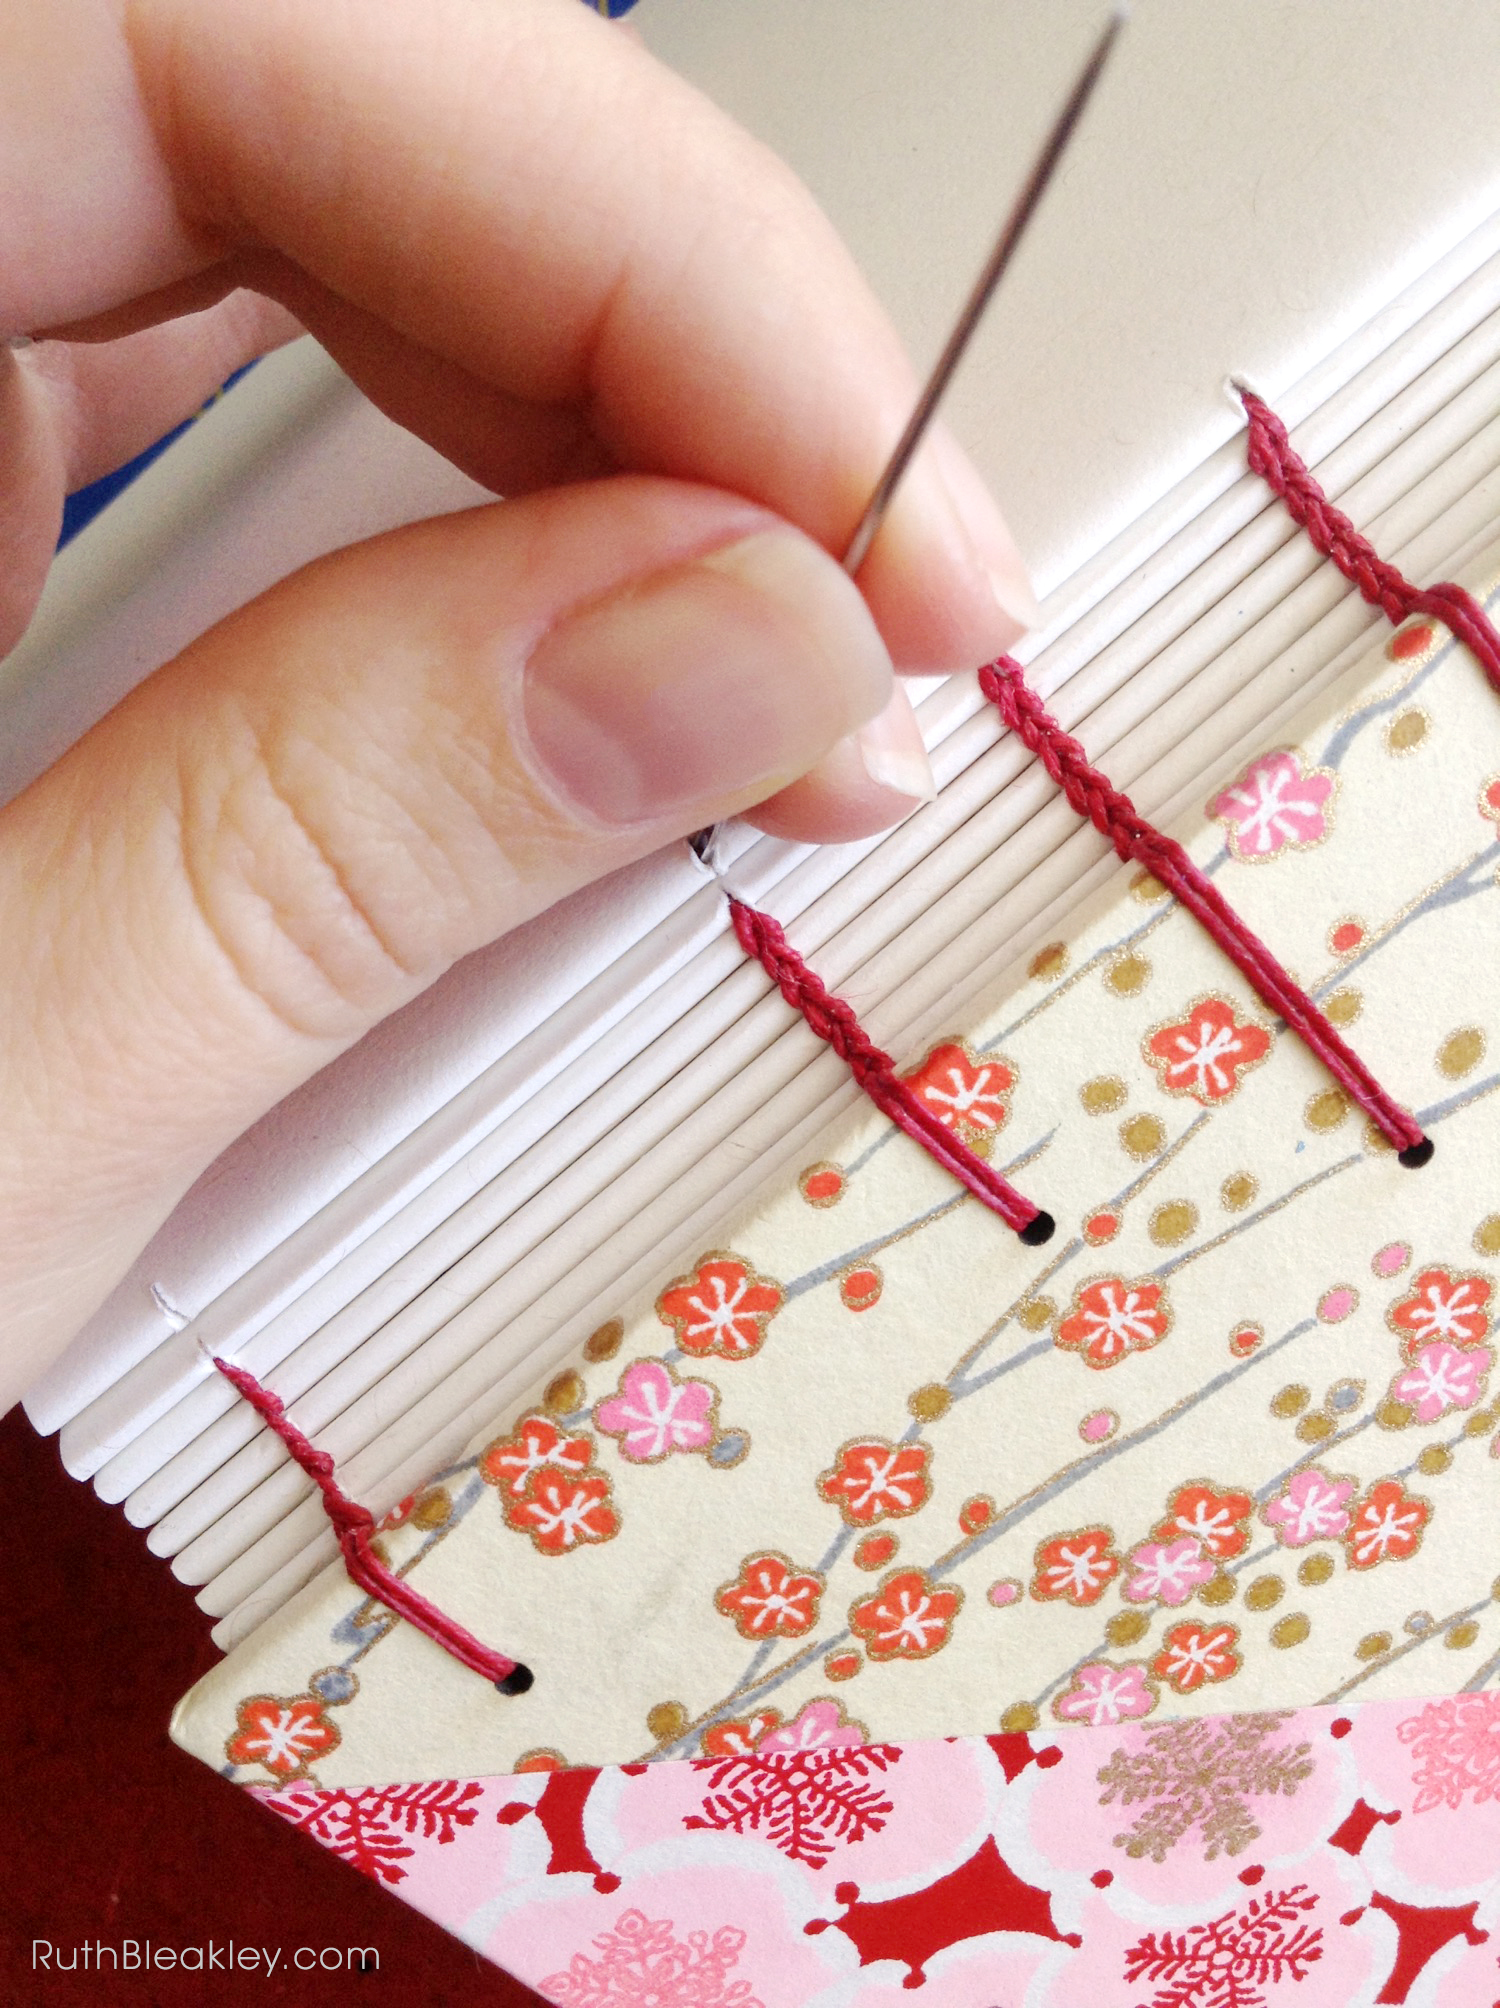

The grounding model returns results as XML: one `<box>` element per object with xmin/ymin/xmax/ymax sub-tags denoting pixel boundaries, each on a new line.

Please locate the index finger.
<box><xmin>10</xmin><ymin>0</ymin><xmax>1033</xmax><ymax>669</ymax></box>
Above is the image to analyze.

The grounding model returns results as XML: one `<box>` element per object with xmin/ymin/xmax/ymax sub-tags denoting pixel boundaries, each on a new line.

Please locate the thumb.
<box><xmin>0</xmin><ymin>476</ymin><xmax>892</xmax><ymax>1400</ymax></box>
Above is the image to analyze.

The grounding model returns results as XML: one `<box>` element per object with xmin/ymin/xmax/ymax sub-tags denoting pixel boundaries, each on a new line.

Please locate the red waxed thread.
<box><xmin>1242</xmin><ymin>389</ymin><xmax>1500</xmax><ymax>698</ymax></box>
<box><xmin>212</xmin><ymin>1357</ymin><xmax>530</xmax><ymax>1693</ymax></box>
<box><xmin>729</xmin><ymin>899</ymin><xmax>1052</xmax><ymax>1240</ymax></box>
<box><xmin>978</xmin><ymin>659</ymin><xmax>1427</xmax><ymax>1158</ymax></box>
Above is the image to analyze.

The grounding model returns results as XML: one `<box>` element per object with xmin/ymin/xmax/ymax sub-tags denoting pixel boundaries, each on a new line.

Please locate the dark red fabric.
<box><xmin>0</xmin><ymin>1405</ymin><xmax>545</xmax><ymax>2007</ymax></box>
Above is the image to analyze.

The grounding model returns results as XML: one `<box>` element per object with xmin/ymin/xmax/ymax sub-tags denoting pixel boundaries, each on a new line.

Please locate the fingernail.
<box><xmin>856</xmin><ymin>686</ymin><xmax>936</xmax><ymax>804</ymax></box>
<box><xmin>924</xmin><ymin>424</ymin><xmax>1043</xmax><ymax>633</ymax></box>
<box><xmin>524</xmin><ymin>528</ymin><xmax>894</xmax><ymax>826</ymax></box>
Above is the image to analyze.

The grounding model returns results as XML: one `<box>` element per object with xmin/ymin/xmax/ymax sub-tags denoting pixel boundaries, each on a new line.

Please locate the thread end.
<box><xmin>1397</xmin><ymin>1136</ymin><xmax>1435</xmax><ymax>1169</ymax></box>
<box><xmin>496</xmin><ymin>1664</ymin><xmax>535</xmax><ymax>1696</ymax></box>
<box><xmin>1018</xmin><ymin>1210</ymin><xmax>1056</xmax><ymax>1247</ymax></box>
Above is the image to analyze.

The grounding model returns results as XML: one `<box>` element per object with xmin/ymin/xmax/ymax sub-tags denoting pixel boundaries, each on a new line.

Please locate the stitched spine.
<box><xmin>978</xmin><ymin>657</ymin><xmax>1427</xmax><ymax>1159</ymax></box>
<box><xmin>212</xmin><ymin>1357</ymin><xmax>531</xmax><ymax>1694</ymax></box>
<box><xmin>729</xmin><ymin>898</ymin><xmax>1052</xmax><ymax>1240</ymax></box>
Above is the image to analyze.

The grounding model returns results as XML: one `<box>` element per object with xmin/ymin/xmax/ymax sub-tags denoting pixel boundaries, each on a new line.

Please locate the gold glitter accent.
<box><xmin>1305</xmin><ymin>1089</ymin><xmax>1350</xmax><ymax>1132</ymax></box>
<box><xmin>1106</xmin><ymin>1611</ymin><xmax>1151</xmax><ymax>1647</ymax></box>
<box><xmin>544</xmin><ymin>1370</ymin><xmax>586</xmax><ymax>1416</ymax></box>
<box><xmin>1386</xmin><ymin>707</ymin><xmax>1429</xmax><ymax>754</ymax></box>
<box><xmin>1296</xmin><ymin>1414</ymin><xmax>1335</xmax><ymax>1445</ymax></box>
<box><xmin>1120</xmin><ymin>1112</ymin><xmax>1166</xmax><ymax>1159</ymax></box>
<box><xmin>1000</xmin><ymin>1702</ymin><xmax>1040</xmax><ymax>1734</ymax></box>
<box><xmin>1376</xmin><ymin>1398</ymin><xmax>1415</xmax><ymax>1429</ymax></box>
<box><xmin>1356</xmin><ymin>1631</ymin><xmax>1392</xmax><ymax>1660</ymax></box>
<box><xmin>1438</xmin><ymin>1027</ymin><xmax>1487</xmax><ymax>1079</ymax></box>
<box><xmin>1465</xmin><ymin>1407</ymin><xmax>1496</xmax><ymax>1437</ymax></box>
<box><xmin>647</xmin><ymin>1702</ymin><xmax>689</xmax><ymax>1743</ymax></box>
<box><xmin>1270</xmin><ymin>1613</ymin><xmax>1310</xmax><ymax>1648</ymax></box>
<box><xmin>1220</xmin><ymin>1172</ymin><xmax>1258</xmax><ymax>1212</ymax></box>
<box><xmin>1298</xmin><ymin>1553</ymin><xmax>1335</xmax><ymax>1586</ymax></box>
<box><xmin>909</xmin><ymin>1383</ymin><xmax>951</xmax><ymax>1423</ymax></box>
<box><xmin>1446</xmin><ymin>1621</ymin><xmax>1481</xmax><ymax>1650</ymax></box>
<box><xmin>1271</xmin><ymin>1385</ymin><xmax>1310</xmax><ymax>1418</ymax></box>
<box><xmin>1364</xmin><ymin>1118</ymin><xmax>1397</xmax><ymax>1154</ymax></box>
<box><xmin>1080</xmin><ymin>1074</ymin><xmax>1127</xmax><ymax>1115</ymax></box>
<box><xmin>1106</xmin><ymin>952</ymin><xmax>1151</xmax><ymax>997</ymax></box>
<box><xmin>1130</xmin><ymin>870</ymin><xmax>1169</xmax><ymax>903</ymax></box>
<box><xmin>1017</xmin><ymin>1297</ymin><xmax>1057</xmax><ymax>1332</ymax></box>
<box><xmin>1029</xmin><ymin>942</ymin><xmax>1069</xmax><ymax>981</ymax></box>
<box><xmin>584</xmin><ymin>1319</ymin><xmax>624</xmax><ymax>1363</ymax></box>
<box><xmin>1417</xmin><ymin>1445</ymin><xmax>1452</xmax><ymax>1476</ymax></box>
<box><xmin>412</xmin><ymin>1487</ymin><xmax>452</xmax><ymax>1531</ymax></box>
<box><xmin>1149</xmin><ymin>1200</ymin><xmax>1198</xmax><ymax>1247</ymax></box>
<box><xmin>1245</xmin><ymin>1575</ymin><xmax>1284</xmax><ymax>1612</ymax></box>
<box><xmin>798</xmin><ymin>1161</ymin><xmax>845</xmax><ymax>1208</ymax></box>
<box><xmin>1324</xmin><ymin>988</ymin><xmax>1362</xmax><ymax>1026</ymax></box>
<box><xmin>1475</xmin><ymin>1215</ymin><xmax>1500</xmax><ymax>1257</ymax></box>
<box><xmin>1200</xmin><ymin>1571</ymin><xmax>1236</xmax><ymax>1606</ymax></box>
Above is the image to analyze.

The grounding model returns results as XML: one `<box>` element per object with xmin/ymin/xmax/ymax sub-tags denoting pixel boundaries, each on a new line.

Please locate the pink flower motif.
<box><xmin>594</xmin><ymin>1359</ymin><xmax>719</xmax><ymax>1462</ymax></box>
<box><xmin>1391</xmin><ymin>1342</ymin><xmax>1492</xmax><ymax>1424</ymax></box>
<box><xmin>1208</xmin><ymin>748</ymin><xmax>1336</xmax><ymax>861</ymax></box>
<box><xmin>758</xmin><ymin>1699</ymin><xmax>867</xmax><ymax>1755</ymax></box>
<box><xmin>1398</xmin><ymin>1693</ymin><xmax>1500</xmax><ymax>1811</ymax></box>
<box><xmin>542</xmin><ymin>1910</ymin><xmax>764</xmax><ymax>2008</ymax></box>
<box><xmin>1054</xmin><ymin>1660</ymin><xmax>1157</xmax><ymax>1728</ymax></box>
<box><xmin>1262</xmin><ymin>1466</ymin><xmax>1355</xmax><ymax>1547</ymax></box>
<box><xmin>1121</xmin><ymin>1537</ymin><xmax>1216</xmax><ymax>1607</ymax></box>
<box><xmin>1388</xmin><ymin>1267</ymin><xmax>1492</xmax><ymax>1355</ymax></box>
<box><xmin>1144</xmin><ymin>997</ymin><xmax>1272</xmax><ymax>1105</ymax></box>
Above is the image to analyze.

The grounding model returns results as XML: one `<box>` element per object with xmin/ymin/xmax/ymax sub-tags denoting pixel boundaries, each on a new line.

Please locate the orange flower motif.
<box><xmin>1030</xmin><ymin>1527</ymin><xmax>1121</xmax><ymax>1606</ymax></box>
<box><xmin>816</xmin><ymin>1439</ymin><xmax>932</xmax><ymax>1527</ymax></box>
<box><xmin>1143</xmin><ymin>996</ymin><xmax>1271</xmax><ymax>1104</ymax></box>
<box><xmin>1152</xmin><ymin>1622</ymin><xmax>1241</xmax><ymax>1694</ymax></box>
<box><xmin>508</xmin><ymin>1469</ymin><xmax>620</xmax><ymax>1556</ymax></box>
<box><xmin>657</xmin><ymin>1251</ymin><xmax>784</xmax><ymax>1361</ymax></box>
<box><xmin>900</xmin><ymin>1041</ymin><xmax>1016</xmax><ymax>1151</ymax></box>
<box><xmin>849</xmin><ymin>1568</ymin><xmax>962</xmax><ymax>1661</ymax></box>
<box><xmin>1055</xmin><ymin>1276</ymin><xmax>1172</xmax><ymax>1370</ymax></box>
<box><xmin>479</xmin><ymin>1414</ymin><xmax>593</xmax><ymax>1505</ymax></box>
<box><xmin>700</xmin><ymin>1710</ymin><xmax>783</xmax><ymax>1758</ymax></box>
<box><xmin>715</xmin><ymin>1552</ymin><xmax>824</xmax><ymax>1639</ymax></box>
<box><xmin>1388</xmin><ymin>1268</ymin><xmax>1492</xmax><ymax>1356</ymax></box>
<box><xmin>1152</xmin><ymin>1482</ymin><xmax>1253</xmax><ymax>1560</ymax></box>
<box><xmin>226</xmin><ymin>1693</ymin><xmax>340</xmax><ymax>1780</ymax></box>
<box><xmin>1345</xmin><ymin>1480</ymin><xmax>1430</xmax><ymax>1570</ymax></box>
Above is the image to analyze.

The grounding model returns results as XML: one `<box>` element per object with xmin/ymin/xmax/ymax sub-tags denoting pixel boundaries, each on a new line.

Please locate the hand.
<box><xmin>0</xmin><ymin>0</ymin><xmax>1033</xmax><ymax>1408</ymax></box>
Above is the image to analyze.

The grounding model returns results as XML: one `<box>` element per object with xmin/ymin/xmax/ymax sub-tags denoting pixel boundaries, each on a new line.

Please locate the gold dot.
<box><xmin>1475</xmin><ymin>1215</ymin><xmax>1500</xmax><ymax>1257</ymax></box>
<box><xmin>1081</xmin><ymin>1074</ymin><xmax>1127</xmax><ymax>1115</ymax></box>
<box><xmin>1298</xmin><ymin>1553</ymin><xmax>1335</xmax><ymax>1586</ymax></box>
<box><xmin>1305</xmin><ymin>1088</ymin><xmax>1350</xmax><ymax>1132</ymax></box>
<box><xmin>367</xmin><ymin>1535</ymin><xmax>390</xmax><ymax>1567</ymax></box>
<box><xmin>1491</xmin><ymin>1575</ymin><xmax>1500</xmax><ymax>1602</ymax></box>
<box><xmin>1220</xmin><ymin>1172</ymin><xmax>1258</xmax><ymax>1213</ymax></box>
<box><xmin>1464</xmin><ymin>1405</ymin><xmax>1497</xmax><ymax>1437</ymax></box>
<box><xmin>1271</xmin><ymin>1384</ymin><xmax>1310</xmax><ymax>1418</ymax></box>
<box><xmin>1120</xmin><ymin>1113</ymin><xmax>1166</xmax><ymax>1159</ymax></box>
<box><xmin>544</xmin><ymin>1369</ymin><xmax>586</xmax><ymax>1417</ymax></box>
<box><xmin>411</xmin><ymin>1487</ymin><xmax>452</xmax><ymax>1531</ymax></box>
<box><xmin>1245</xmin><ymin>1575</ymin><xmax>1284</xmax><ymax>1611</ymax></box>
<box><xmin>1200</xmin><ymin>1571</ymin><xmax>1237</xmax><ymax>1606</ymax></box>
<box><xmin>1417</xmin><ymin>1444</ymin><xmax>1452</xmax><ymax>1476</ymax></box>
<box><xmin>1016</xmin><ymin>1297</ymin><xmax>1057</xmax><ymax>1332</ymax></box>
<box><xmin>1446</xmin><ymin>1621</ymin><xmax>1481</xmax><ymax>1650</ymax></box>
<box><xmin>1106</xmin><ymin>952</ymin><xmax>1151</xmax><ymax>997</ymax></box>
<box><xmin>1296</xmin><ymin>1413</ymin><xmax>1335</xmax><ymax>1445</ymax></box>
<box><xmin>647</xmin><ymin>1701</ymin><xmax>689</xmax><ymax>1743</ymax></box>
<box><xmin>1149</xmin><ymin>1200</ymin><xmax>1198</xmax><ymax>1247</ymax></box>
<box><xmin>1386</xmin><ymin>707</ymin><xmax>1429</xmax><ymax>753</ymax></box>
<box><xmin>584</xmin><ymin>1318</ymin><xmax>624</xmax><ymax>1363</ymax></box>
<box><xmin>1130</xmin><ymin>871</ymin><xmax>1169</xmax><ymax>903</ymax></box>
<box><xmin>1438</xmin><ymin>1027</ymin><xmax>1487</xmax><ymax>1079</ymax></box>
<box><xmin>1325</xmin><ymin>987</ymin><xmax>1362</xmax><ymax>1027</ymax></box>
<box><xmin>909</xmin><ymin>1383</ymin><xmax>951</xmax><ymax>1423</ymax></box>
<box><xmin>1106</xmin><ymin>1611</ymin><xmax>1151</xmax><ymax>1647</ymax></box>
<box><xmin>1270</xmin><ymin>1612</ymin><xmax>1311</xmax><ymax>1648</ymax></box>
<box><xmin>1376</xmin><ymin>1397</ymin><xmax>1415</xmax><ymax>1429</ymax></box>
<box><xmin>1364</xmin><ymin>1118</ymin><xmax>1397</xmax><ymax>1154</ymax></box>
<box><xmin>1030</xmin><ymin>941</ymin><xmax>1069</xmax><ymax>981</ymax></box>
<box><xmin>1000</xmin><ymin>1702</ymin><xmax>1039</xmax><ymax>1734</ymax></box>
<box><xmin>1356</xmin><ymin>1631</ymin><xmax>1392</xmax><ymax>1661</ymax></box>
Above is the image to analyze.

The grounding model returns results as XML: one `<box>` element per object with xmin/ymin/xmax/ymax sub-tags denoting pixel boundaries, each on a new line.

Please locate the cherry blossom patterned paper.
<box><xmin>253</xmin><ymin>1695</ymin><xmax>1500</xmax><ymax>2004</ymax></box>
<box><xmin>175</xmin><ymin>583</ymin><xmax>1500</xmax><ymax>1826</ymax></box>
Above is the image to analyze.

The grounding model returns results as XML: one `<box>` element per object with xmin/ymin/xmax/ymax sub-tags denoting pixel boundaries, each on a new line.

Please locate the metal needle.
<box><xmin>841</xmin><ymin>5</ymin><xmax>1127</xmax><ymax>578</ymax></box>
